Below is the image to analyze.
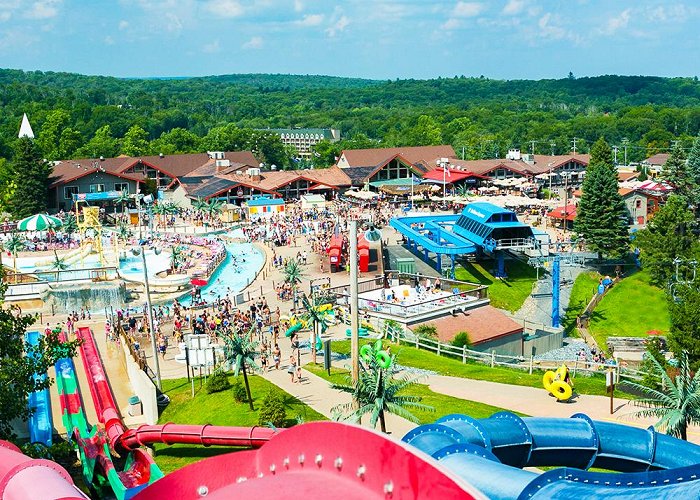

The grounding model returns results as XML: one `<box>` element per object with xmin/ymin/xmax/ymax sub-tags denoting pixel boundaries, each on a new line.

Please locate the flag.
<box><xmin>443</xmin><ymin>166</ymin><xmax>451</xmax><ymax>178</ymax></box>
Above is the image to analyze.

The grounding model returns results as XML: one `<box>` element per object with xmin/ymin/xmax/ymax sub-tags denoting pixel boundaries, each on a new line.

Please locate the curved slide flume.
<box><xmin>402</xmin><ymin>412</ymin><xmax>700</xmax><ymax>499</ymax></box>
<box><xmin>25</xmin><ymin>330</ymin><xmax>53</xmax><ymax>447</ymax></box>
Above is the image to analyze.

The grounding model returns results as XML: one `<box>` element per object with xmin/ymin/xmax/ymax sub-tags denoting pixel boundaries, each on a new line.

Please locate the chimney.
<box><xmin>247</xmin><ymin>167</ymin><xmax>261</xmax><ymax>182</ymax></box>
<box><xmin>215</xmin><ymin>159</ymin><xmax>231</xmax><ymax>173</ymax></box>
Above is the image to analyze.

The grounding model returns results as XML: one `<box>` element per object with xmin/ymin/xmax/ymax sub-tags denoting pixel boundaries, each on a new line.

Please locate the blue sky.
<box><xmin>0</xmin><ymin>0</ymin><xmax>698</xmax><ymax>80</ymax></box>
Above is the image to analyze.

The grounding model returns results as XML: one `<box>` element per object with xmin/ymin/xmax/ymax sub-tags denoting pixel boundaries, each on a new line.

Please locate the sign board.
<box><xmin>605</xmin><ymin>370</ymin><xmax>614</xmax><ymax>387</ymax></box>
<box><xmin>186</xmin><ymin>334</ymin><xmax>215</xmax><ymax>367</ymax></box>
<box><xmin>73</xmin><ymin>190</ymin><xmax>122</xmax><ymax>201</ymax></box>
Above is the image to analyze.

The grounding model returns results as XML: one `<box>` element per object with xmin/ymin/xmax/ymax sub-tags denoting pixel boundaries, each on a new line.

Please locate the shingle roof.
<box><xmin>342</xmin><ymin>166</ymin><xmax>378</xmax><ymax>184</ymax></box>
<box><xmin>413</xmin><ymin>305</ymin><xmax>523</xmax><ymax>345</ymax></box>
<box><xmin>644</xmin><ymin>153</ymin><xmax>669</xmax><ymax>166</ymax></box>
<box><xmin>340</xmin><ymin>145</ymin><xmax>455</xmax><ymax>168</ymax></box>
<box><xmin>49</xmin><ymin>157</ymin><xmax>143</xmax><ymax>188</ymax></box>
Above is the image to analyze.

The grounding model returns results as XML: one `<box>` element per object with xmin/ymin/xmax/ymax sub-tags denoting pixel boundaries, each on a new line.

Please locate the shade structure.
<box><xmin>16</xmin><ymin>214</ymin><xmax>62</xmax><ymax>231</ymax></box>
<box><xmin>190</xmin><ymin>278</ymin><xmax>208</xmax><ymax>286</ymax></box>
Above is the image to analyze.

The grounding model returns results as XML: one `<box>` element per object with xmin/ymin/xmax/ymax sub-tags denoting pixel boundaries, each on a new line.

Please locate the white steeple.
<box><xmin>18</xmin><ymin>113</ymin><xmax>34</xmax><ymax>139</ymax></box>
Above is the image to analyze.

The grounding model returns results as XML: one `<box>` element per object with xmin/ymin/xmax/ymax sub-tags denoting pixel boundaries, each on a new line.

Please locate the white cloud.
<box><xmin>452</xmin><ymin>2</ymin><xmax>483</xmax><ymax>18</ymax></box>
<box><xmin>118</xmin><ymin>19</ymin><xmax>129</xmax><ymax>30</ymax></box>
<box><xmin>202</xmin><ymin>39</ymin><xmax>220</xmax><ymax>53</ymax></box>
<box><xmin>25</xmin><ymin>0</ymin><xmax>62</xmax><ymax>20</ymax></box>
<box><xmin>242</xmin><ymin>35</ymin><xmax>263</xmax><ymax>49</ymax></box>
<box><xmin>325</xmin><ymin>14</ymin><xmax>349</xmax><ymax>37</ymax></box>
<box><xmin>205</xmin><ymin>0</ymin><xmax>244</xmax><ymax>18</ymax></box>
<box><xmin>645</xmin><ymin>4</ymin><xmax>693</xmax><ymax>23</ymax></box>
<box><xmin>441</xmin><ymin>18</ymin><xmax>460</xmax><ymax>30</ymax></box>
<box><xmin>600</xmin><ymin>8</ymin><xmax>631</xmax><ymax>36</ymax></box>
<box><xmin>163</xmin><ymin>12</ymin><xmax>183</xmax><ymax>33</ymax></box>
<box><xmin>293</xmin><ymin>0</ymin><xmax>303</xmax><ymax>12</ymax></box>
<box><xmin>502</xmin><ymin>0</ymin><xmax>525</xmax><ymax>16</ymax></box>
<box><xmin>104</xmin><ymin>35</ymin><xmax>115</xmax><ymax>45</ymax></box>
<box><xmin>296</xmin><ymin>13</ymin><xmax>323</xmax><ymax>27</ymax></box>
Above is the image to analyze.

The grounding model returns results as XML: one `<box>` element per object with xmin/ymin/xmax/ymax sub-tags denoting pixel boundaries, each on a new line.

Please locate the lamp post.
<box><xmin>349</xmin><ymin>220</ymin><xmax>359</xmax><ymax>386</ymax></box>
<box><xmin>437</xmin><ymin>157</ymin><xmax>450</xmax><ymax>203</ymax></box>
<box><xmin>132</xmin><ymin>246</ymin><xmax>162</xmax><ymax>390</ymax></box>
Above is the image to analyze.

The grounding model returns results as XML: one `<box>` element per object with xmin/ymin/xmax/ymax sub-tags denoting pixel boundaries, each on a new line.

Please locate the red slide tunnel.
<box><xmin>116</xmin><ymin>424</ymin><xmax>279</xmax><ymax>455</ymax></box>
<box><xmin>357</xmin><ymin>234</ymin><xmax>370</xmax><ymax>273</ymax></box>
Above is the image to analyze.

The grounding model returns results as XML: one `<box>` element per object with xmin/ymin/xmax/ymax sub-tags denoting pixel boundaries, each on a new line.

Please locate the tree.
<box><xmin>283</xmin><ymin>260</ymin><xmax>305</xmax><ymax>288</ymax></box>
<box><xmin>404</xmin><ymin>115</ymin><xmax>443</xmax><ymax>146</ymax></box>
<box><xmin>662</xmin><ymin>143</ymin><xmax>694</xmax><ymax>202</ymax></box>
<box><xmin>37</xmin><ymin>109</ymin><xmax>72</xmax><ymax>160</ymax></box>
<box><xmin>121</xmin><ymin>125</ymin><xmax>150</xmax><ymax>157</ymax></box>
<box><xmin>686</xmin><ymin>133</ymin><xmax>700</xmax><ymax>207</ymax></box>
<box><xmin>50</xmin><ymin>250</ymin><xmax>68</xmax><ymax>281</ymax></box>
<box><xmin>625</xmin><ymin>353</ymin><xmax>700</xmax><ymax>440</ymax></box>
<box><xmin>574</xmin><ymin>137</ymin><xmax>629</xmax><ymax>259</ymax></box>
<box><xmin>331</xmin><ymin>354</ymin><xmax>433</xmax><ymax>433</ymax></box>
<box><xmin>0</xmin><ymin>275</ymin><xmax>81</xmax><ymax>440</ymax></box>
<box><xmin>8</xmin><ymin>137</ymin><xmax>52</xmax><ymax>218</ymax></box>
<box><xmin>74</xmin><ymin>125</ymin><xmax>118</xmax><ymax>159</ymax></box>
<box><xmin>3</xmin><ymin>232</ymin><xmax>24</xmax><ymax>274</ymax></box>
<box><xmin>668</xmin><ymin>285</ymin><xmax>700</xmax><ymax>368</ymax></box>
<box><xmin>635</xmin><ymin>195</ymin><xmax>698</xmax><ymax>286</ymax></box>
<box><xmin>221</xmin><ymin>330</ymin><xmax>259</xmax><ymax>410</ymax></box>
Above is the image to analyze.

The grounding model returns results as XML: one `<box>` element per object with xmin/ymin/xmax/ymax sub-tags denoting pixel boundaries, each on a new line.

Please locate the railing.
<box><xmin>5</xmin><ymin>266</ymin><xmax>119</xmax><ymax>283</ymax></box>
<box><xmin>495</xmin><ymin>237</ymin><xmax>537</xmax><ymax>250</ymax></box>
<box><xmin>382</xmin><ymin>323</ymin><xmax>655</xmax><ymax>385</ymax></box>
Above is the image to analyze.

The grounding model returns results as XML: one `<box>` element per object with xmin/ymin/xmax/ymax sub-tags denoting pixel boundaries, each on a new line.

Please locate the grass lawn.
<box><xmin>588</xmin><ymin>270</ymin><xmax>670</xmax><ymax>347</ymax></box>
<box><xmin>562</xmin><ymin>271</ymin><xmax>601</xmax><ymax>337</ymax></box>
<box><xmin>305</xmin><ymin>364</ymin><xmax>525</xmax><ymax>425</ymax></box>
<box><xmin>454</xmin><ymin>258</ymin><xmax>537</xmax><ymax>312</ymax></box>
<box><xmin>329</xmin><ymin>339</ymin><xmax>633</xmax><ymax>399</ymax></box>
<box><xmin>153</xmin><ymin>374</ymin><xmax>326</xmax><ymax>474</ymax></box>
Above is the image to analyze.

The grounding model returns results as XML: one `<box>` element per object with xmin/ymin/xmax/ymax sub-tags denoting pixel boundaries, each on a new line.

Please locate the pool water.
<box><xmin>178</xmin><ymin>242</ymin><xmax>264</xmax><ymax>306</ymax></box>
<box><xmin>118</xmin><ymin>249</ymin><xmax>172</xmax><ymax>280</ymax></box>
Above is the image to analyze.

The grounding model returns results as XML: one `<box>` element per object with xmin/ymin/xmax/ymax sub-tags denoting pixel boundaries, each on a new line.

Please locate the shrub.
<box><xmin>205</xmin><ymin>370</ymin><xmax>231</xmax><ymax>394</ymax></box>
<box><xmin>414</xmin><ymin>324</ymin><xmax>438</xmax><ymax>339</ymax></box>
<box><xmin>258</xmin><ymin>390</ymin><xmax>287</xmax><ymax>428</ymax></box>
<box><xmin>232</xmin><ymin>380</ymin><xmax>248</xmax><ymax>402</ymax></box>
<box><xmin>451</xmin><ymin>331</ymin><xmax>471</xmax><ymax>349</ymax></box>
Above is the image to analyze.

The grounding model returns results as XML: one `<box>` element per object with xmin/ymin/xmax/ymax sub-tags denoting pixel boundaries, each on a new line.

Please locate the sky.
<box><xmin>0</xmin><ymin>0</ymin><xmax>699</xmax><ymax>80</ymax></box>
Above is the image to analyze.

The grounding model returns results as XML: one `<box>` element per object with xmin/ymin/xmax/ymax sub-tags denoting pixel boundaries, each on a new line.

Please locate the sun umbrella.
<box><xmin>190</xmin><ymin>278</ymin><xmax>208</xmax><ymax>286</ymax></box>
<box><xmin>16</xmin><ymin>214</ymin><xmax>63</xmax><ymax>231</ymax></box>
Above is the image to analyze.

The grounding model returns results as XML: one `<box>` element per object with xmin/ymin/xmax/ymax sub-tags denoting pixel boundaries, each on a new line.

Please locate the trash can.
<box><xmin>128</xmin><ymin>396</ymin><xmax>142</xmax><ymax>417</ymax></box>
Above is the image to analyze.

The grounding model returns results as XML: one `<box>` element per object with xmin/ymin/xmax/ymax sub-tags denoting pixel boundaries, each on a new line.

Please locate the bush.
<box><xmin>451</xmin><ymin>331</ymin><xmax>471</xmax><ymax>349</ymax></box>
<box><xmin>414</xmin><ymin>324</ymin><xmax>438</xmax><ymax>339</ymax></box>
<box><xmin>258</xmin><ymin>390</ymin><xmax>287</xmax><ymax>428</ymax></box>
<box><xmin>232</xmin><ymin>380</ymin><xmax>248</xmax><ymax>402</ymax></box>
<box><xmin>205</xmin><ymin>370</ymin><xmax>231</xmax><ymax>394</ymax></box>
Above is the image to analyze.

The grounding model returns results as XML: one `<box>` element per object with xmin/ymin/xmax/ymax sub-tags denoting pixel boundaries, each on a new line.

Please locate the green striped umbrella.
<box><xmin>16</xmin><ymin>213</ymin><xmax>63</xmax><ymax>231</ymax></box>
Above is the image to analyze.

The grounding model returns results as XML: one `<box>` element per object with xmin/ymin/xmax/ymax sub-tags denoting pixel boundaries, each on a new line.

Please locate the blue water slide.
<box><xmin>25</xmin><ymin>330</ymin><xmax>53</xmax><ymax>446</ymax></box>
<box><xmin>403</xmin><ymin>412</ymin><xmax>700</xmax><ymax>499</ymax></box>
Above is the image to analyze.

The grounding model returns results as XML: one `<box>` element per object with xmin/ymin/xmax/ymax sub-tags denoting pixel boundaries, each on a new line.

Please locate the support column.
<box><xmin>495</xmin><ymin>251</ymin><xmax>507</xmax><ymax>278</ymax></box>
<box><xmin>423</xmin><ymin>249</ymin><xmax>429</xmax><ymax>262</ymax></box>
<box><xmin>551</xmin><ymin>258</ymin><xmax>561</xmax><ymax>328</ymax></box>
<box><xmin>436</xmin><ymin>253</ymin><xmax>442</xmax><ymax>272</ymax></box>
<box><xmin>450</xmin><ymin>254</ymin><xmax>456</xmax><ymax>279</ymax></box>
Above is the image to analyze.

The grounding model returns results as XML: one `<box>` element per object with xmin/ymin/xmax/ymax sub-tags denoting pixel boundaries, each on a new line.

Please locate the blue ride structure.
<box><xmin>25</xmin><ymin>330</ymin><xmax>53</xmax><ymax>446</ymax></box>
<box><xmin>403</xmin><ymin>412</ymin><xmax>700</xmax><ymax>499</ymax></box>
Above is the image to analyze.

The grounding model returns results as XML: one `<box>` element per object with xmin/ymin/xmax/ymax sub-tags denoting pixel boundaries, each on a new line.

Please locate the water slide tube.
<box><xmin>34</xmin><ymin>244</ymin><xmax>93</xmax><ymax>268</ymax></box>
<box><xmin>0</xmin><ymin>440</ymin><xmax>87</xmax><ymax>500</ymax></box>
<box><xmin>25</xmin><ymin>330</ymin><xmax>53</xmax><ymax>446</ymax></box>
<box><xmin>73</xmin><ymin>327</ymin><xmax>163</xmax><ymax>499</ymax></box>
<box><xmin>402</xmin><ymin>412</ymin><xmax>700</xmax><ymax>499</ymax></box>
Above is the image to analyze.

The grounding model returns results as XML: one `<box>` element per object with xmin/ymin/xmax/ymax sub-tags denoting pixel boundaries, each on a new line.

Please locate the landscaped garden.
<box><xmin>455</xmin><ymin>258</ymin><xmax>538</xmax><ymax>312</ymax></box>
<box><xmin>327</xmin><ymin>339</ymin><xmax>633</xmax><ymax>398</ymax></box>
<box><xmin>588</xmin><ymin>270</ymin><xmax>670</xmax><ymax>347</ymax></box>
<box><xmin>562</xmin><ymin>271</ymin><xmax>601</xmax><ymax>337</ymax></box>
<box><xmin>153</xmin><ymin>374</ymin><xmax>326</xmax><ymax>474</ymax></box>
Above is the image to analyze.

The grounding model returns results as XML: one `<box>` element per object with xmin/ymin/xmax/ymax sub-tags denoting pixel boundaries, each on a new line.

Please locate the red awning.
<box><xmin>421</xmin><ymin>169</ymin><xmax>487</xmax><ymax>183</ymax></box>
<box><xmin>190</xmin><ymin>278</ymin><xmax>208</xmax><ymax>286</ymax></box>
<box><xmin>547</xmin><ymin>205</ymin><xmax>577</xmax><ymax>221</ymax></box>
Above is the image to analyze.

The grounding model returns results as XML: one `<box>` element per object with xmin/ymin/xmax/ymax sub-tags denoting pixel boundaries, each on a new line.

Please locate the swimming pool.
<box><xmin>118</xmin><ymin>248</ymin><xmax>172</xmax><ymax>281</ymax></box>
<box><xmin>178</xmin><ymin>242</ymin><xmax>264</xmax><ymax>306</ymax></box>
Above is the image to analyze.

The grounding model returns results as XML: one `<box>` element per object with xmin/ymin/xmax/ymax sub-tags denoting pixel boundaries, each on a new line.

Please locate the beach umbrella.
<box><xmin>190</xmin><ymin>278</ymin><xmax>208</xmax><ymax>286</ymax></box>
<box><xmin>16</xmin><ymin>213</ymin><xmax>63</xmax><ymax>231</ymax></box>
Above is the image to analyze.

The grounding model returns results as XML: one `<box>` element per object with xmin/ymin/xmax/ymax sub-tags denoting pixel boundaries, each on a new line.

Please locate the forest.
<box><xmin>2</xmin><ymin>69</ymin><xmax>700</xmax><ymax>168</ymax></box>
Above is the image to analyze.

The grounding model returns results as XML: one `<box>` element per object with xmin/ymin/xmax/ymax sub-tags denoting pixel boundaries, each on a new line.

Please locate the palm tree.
<box><xmin>61</xmin><ymin>213</ymin><xmax>78</xmax><ymax>242</ymax></box>
<box><xmin>331</xmin><ymin>354</ymin><xmax>433</xmax><ymax>433</ymax></box>
<box><xmin>4</xmin><ymin>232</ymin><xmax>25</xmax><ymax>279</ymax></box>
<box><xmin>221</xmin><ymin>330</ymin><xmax>259</xmax><ymax>411</ymax></box>
<box><xmin>116</xmin><ymin>191</ymin><xmax>131</xmax><ymax>222</ymax></box>
<box><xmin>625</xmin><ymin>352</ymin><xmax>700</xmax><ymax>440</ymax></box>
<box><xmin>50</xmin><ymin>250</ymin><xmax>68</xmax><ymax>281</ymax></box>
<box><xmin>151</xmin><ymin>202</ymin><xmax>168</xmax><ymax>229</ymax></box>
<box><xmin>205</xmin><ymin>198</ymin><xmax>224</xmax><ymax>219</ymax></box>
<box><xmin>192</xmin><ymin>197</ymin><xmax>208</xmax><ymax>225</ymax></box>
<box><xmin>169</xmin><ymin>245</ymin><xmax>184</xmax><ymax>272</ymax></box>
<box><xmin>163</xmin><ymin>201</ymin><xmax>180</xmax><ymax>230</ymax></box>
<box><xmin>283</xmin><ymin>259</ymin><xmax>304</xmax><ymax>287</ymax></box>
<box><xmin>300</xmin><ymin>293</ymin><xmax>332</xmax><ymax>364</ymax></box>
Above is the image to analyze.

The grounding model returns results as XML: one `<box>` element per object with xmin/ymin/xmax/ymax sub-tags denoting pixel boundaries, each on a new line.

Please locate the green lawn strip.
<box><xmin>305</xmin><ymin>364</ymin><xmax>525</xmax><ymax>424</ymax></box>
<box><xmin>154</xmin><ymin>374</ymin><xmax>327</xmax><ymax>474</ymax></box>
<box><xmin>588</xmin><ymin>270</ymin><xmax>670</xmax><ymax>347</ymax></box>
<box><xmin>562</xmin><ymin>271</ymin><xmax>602</xmax><ymax>337</ymax></box>
<box><xmin>329</xmin><ymin>339</ymin><xmax>633</xmax><ymax>399</ymax></box>
<box><xmin>454</xmin><ymin>259</ymin><xmax>537</xmax><ymax>312</ymax></box>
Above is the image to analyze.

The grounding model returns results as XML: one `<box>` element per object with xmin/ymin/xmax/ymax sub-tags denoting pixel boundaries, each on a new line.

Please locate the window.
<box><xmin>90</xmin><ymin>184</ymin><xmax>105</xmax><ymax>193</ymax></box>
<box><xmin>636</xmin><ymin>199</ymin><xmax>642</xmax><ymax>209</ymax></box>
<box><xmin>64</xmin><ymin>185</ymin><xmax>78</xmax><ymax>200</ymax></box>
<box><xmin>114</xmin><ymin>183</ymin><xmax>129</xmax><ymax>193</ymax></box>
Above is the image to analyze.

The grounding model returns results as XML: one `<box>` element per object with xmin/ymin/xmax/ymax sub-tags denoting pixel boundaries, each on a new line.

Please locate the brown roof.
<box><xmin>618</xmin><ymin>171</ymin><xmax>640</xmax><ymax>182</ymax></box>
<box><xmin>446</xmin><ymin>154</ymin><xmax>589</xmax><ymax>177</ymax></box>
<box><xmin>49</xmin><ymin>157</ymin><xmax>143</xmax><ymax>188</ymax></box>
<box><xmin>340</xmin><ymin>145</ymin><xmax>455</xmax><ymax>168</ymax></box>
<box><xmin>135</xmin><ymin>151</ymin><xmax>259</xmax><ymax>178</ymax></box>
<box><xmin>644</xmin><ymin>153</ymin><xmax>669</xmax><ymax>166</ymax></box>
<box><xmin>412</xmin><ymin>305</ymin><xmax>523</xmax><ymax>345</ymax></box>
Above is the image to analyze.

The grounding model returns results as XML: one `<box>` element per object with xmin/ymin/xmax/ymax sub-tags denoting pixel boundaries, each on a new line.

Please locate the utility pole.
<box><xmin>530</xmin><ymin>140</ymin><xmax>537</xmax><ymax>155</ymax></box>
<box><xmin>349</xmin><ymin>221</ymin><xmax>360</xmax><ymax>388</ymax></box>
<box><xmin>571</xmin><ymin>137</ymin><xmax>578</xmax><ymax>154</ymax></box>
<box><xmin>550</xmin><ymin>141</ymin><xmax>556</xmax><ymax>156</ymax></box>
<box><xmin>613</xmin><ymin>146</ymin><xmax>619</xmax><ymax>165</ymax></box>
<box><xmin>622</xmin><ymin>137</ymin><xmax>629</xmax><ymax>165</ymax></box>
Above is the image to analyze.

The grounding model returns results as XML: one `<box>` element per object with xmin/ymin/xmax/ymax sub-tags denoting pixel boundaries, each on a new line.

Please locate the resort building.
<box><xmin>267</xmin><ymin>128</ymin><xmax>341</xmax><ymax>159</ymax></box>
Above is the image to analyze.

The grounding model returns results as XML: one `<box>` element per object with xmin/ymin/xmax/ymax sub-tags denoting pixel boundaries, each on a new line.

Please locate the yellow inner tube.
<box><xmin>543</xmin><ymin>371</ymin><xmax>556</xmax><ymax>391</ymax></box>
<box><xmin>550</xmin><ymin>380</ymin><xmax>573</xmax><ymax>401</ymax></box>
